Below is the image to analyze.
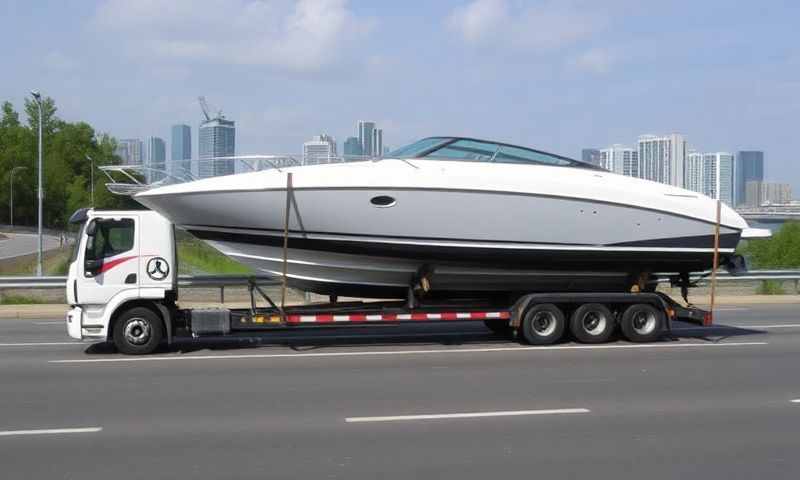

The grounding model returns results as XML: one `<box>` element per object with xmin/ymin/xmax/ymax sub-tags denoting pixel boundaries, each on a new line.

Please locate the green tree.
<box><xmin>738</xmin><ymin>222</ymin><xmax>800</xmax><ymax>269</ymax></box>
<box><xmin>1</xmin><ymin>97</ymin><xmax>139</xmax><ymax>229</ymax></box>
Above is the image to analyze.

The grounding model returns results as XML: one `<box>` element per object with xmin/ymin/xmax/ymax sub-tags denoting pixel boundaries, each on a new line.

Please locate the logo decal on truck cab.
<box><xmin>146</xmin><ymin>257</ymin><xmax>170</xmax><ymax>281</ymax></box>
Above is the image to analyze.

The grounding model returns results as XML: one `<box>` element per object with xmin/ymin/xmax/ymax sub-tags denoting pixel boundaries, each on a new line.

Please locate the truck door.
<box><xmin>77</xmin><ymin>216</ymin><xmax>139</xmax><ymax>305</ymax></box>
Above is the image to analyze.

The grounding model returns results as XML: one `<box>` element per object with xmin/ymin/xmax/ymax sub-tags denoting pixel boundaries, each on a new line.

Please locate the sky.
<box><xmin>2</xmin><ymin>0</ymin><xmax>799</xmax><ymax>188</ymax></box>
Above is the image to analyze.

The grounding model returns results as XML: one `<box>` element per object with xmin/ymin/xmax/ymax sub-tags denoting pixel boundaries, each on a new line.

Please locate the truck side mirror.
<box><xmin>86</xmin><ymin>220</ymin><xmax>97</xmax><ymax>237</ymax></box>
<box><xmin>84</xmin><ymin>259</ymin><xmax>102</xmax><ymax>277</ymax></box>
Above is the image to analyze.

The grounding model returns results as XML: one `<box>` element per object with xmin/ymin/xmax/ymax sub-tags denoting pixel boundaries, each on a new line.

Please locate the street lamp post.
<box><xmin>9</xmin><ymin>166</ymin><xmax>26</xmax><ymax>230</ymax></box>
<box><xmin>85</xmin><ymin>155</ymin><xmax>94</xmax><ymax>207</ymax></box>
<box><xmin>30</xmin><ymin>90</ymin><xmax>43</xmax><ymax>277</ymax></box>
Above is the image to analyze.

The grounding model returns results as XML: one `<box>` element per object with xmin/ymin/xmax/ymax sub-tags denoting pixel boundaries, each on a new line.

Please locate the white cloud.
<box><xmin>569</xmin><ymin>48</ymin><xmax>615</xmax><ymax>74</ymax></box>
<box><xmin>446</xmin><ymin>0</ymin><xmax>604</xmax><ymax>52</ymax></box>
<box><xmin>43</xmin><ymin>51</ymin><xmax>78</xmax><ymax>71</ymax></box>
<box><xmin>92</xmin><ymin>0</ymin><xmax>373</xmax><ymax>72</ymax></box>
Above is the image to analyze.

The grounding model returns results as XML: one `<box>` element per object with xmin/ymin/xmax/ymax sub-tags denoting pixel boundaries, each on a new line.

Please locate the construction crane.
<box><xmin>198</xmin><ymin>96</ymin><xmax>223</xmax><ymax>122</ymax></box>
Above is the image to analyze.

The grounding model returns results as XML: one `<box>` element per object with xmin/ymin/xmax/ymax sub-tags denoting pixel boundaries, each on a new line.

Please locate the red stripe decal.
<box><xmin>350</xmin><ymin>314</ymin><xmax>367</xmax><ymax>322</ymax></box>
<box><xmin>500</xmin><ymin>311</ymin><xmax>511</xmax><ymax>319</ymax></box>
<box><xmin>441</xmin><ymin>312</ymin><xmax>459</xmax><ymax>320</ymax></box>
<box><xmin>98</xmin><ymin>256</ymin><xmax>136</xmax><ymax>274</ymax></box>
<box><xmin>383</xmin><ymin>313</ymin><xmax>397</xmax><ymax>321</ymax></box>
<box><xmin>470</xmin><ymin>312</ymin><xmax>487</xmax><ymax>319</ymax></box>
<box><xmin>411</xmin><ymin>313</ymin><xmax>428</xmax><ymax>321</ymax></box>
<box><xmin>316</xmin><ymin>314</ymin><xmax>334</xmax><ymax>323</ymax></box>
<box><xmin>286</xmin><ymin>315</ymin><xmax>301</xmax><ymax>324</ymax></box>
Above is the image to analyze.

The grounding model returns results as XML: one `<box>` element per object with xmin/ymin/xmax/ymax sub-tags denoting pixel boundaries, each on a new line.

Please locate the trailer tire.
<box><xmin>520</xmin><ymin>304</ymin><xmax>566</xmax><ymax>345</ymax></box>
<box><xmin>620</xmin><ymin>304</ymin><xmax>664</xmax><ymax>343</ymax></box>
<box><xmin>112</xmin><ymin>307</ymin><xmax>164</xmax><ymax>355</ymax></box>
<box><xmin>570</xmin><ymin>303</ymin><xmax>615</xmax><ymax>344</ymax></box>
<box><xmin>484</xmin><ymin>319</ymin><xmax>512</xmax><ymax>335</ymax></box>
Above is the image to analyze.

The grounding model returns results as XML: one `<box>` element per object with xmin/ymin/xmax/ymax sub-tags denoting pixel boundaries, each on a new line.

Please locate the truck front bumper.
<box><xmin>66</xmin><ymin>306</ymin><xmax>105</xmax><ymax>341</ymax></box>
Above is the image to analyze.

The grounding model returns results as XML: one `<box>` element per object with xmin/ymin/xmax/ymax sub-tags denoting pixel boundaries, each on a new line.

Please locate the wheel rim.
<box><xmin>581</xmin><ymin>311</ymin><xmax>608</xmax><ymax>336</ymax></box>
<box><xmin>631</xmin><ymin>310</ymin><xmax>657</xmax><ymax>335</ymax></box>
<box><xmin>123</xmin><ymin>318</ymin><xmax>151</xmax><ymax>345</ymax></box>
<box><xmin>531</xmin><ymin>311</ymin><xmax>557</xmax><ymax>337</ymax></box>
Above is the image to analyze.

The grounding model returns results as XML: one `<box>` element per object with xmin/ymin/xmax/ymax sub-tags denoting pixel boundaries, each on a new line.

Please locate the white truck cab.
<box><xmin>66</xmin><ymin>208</ymin><xmax>177</xmax><ymax>353</ymax></box>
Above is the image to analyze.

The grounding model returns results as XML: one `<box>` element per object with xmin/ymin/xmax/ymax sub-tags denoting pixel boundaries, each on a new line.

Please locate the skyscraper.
<box><xmin>638</xmin><ymin>134</ymin><xmax>687</xmax><ymax>187</ymax></box>
<box><xmin>343</xmin><ymin>136</ymin><xmax>362</xmax><ymax>159</ymax></box>
<box><xmin>684</xmin><ymin>151</ymin><xmax>705</xmax><ymax>194</ymax></box>
<box><xmin>198</xmin><ymin>117</ymin><xmax>235</xmax><ymax>178</ymax></box>
<box><xmin>144</xmin><ymin>136</ymin><xmax>167</xmax><ymax>184</ymax></box>
<box><xmin>702</xmin><ymin>152</ymin><xmax>734</xmax><ymax>205</ymax></box>
<box><xmin>581</xmin><ymin>148</ymin><xmax>601</xmax><ymax>166</ymax></box>
<box><xmin>115</xmin><ymin>139</ymin><xmax>143</xmax><ymax>166</ymax></box>
<box><xmin>303</xmin><ymin>134</ymin><xmax>337</xmax><ymax>165</ymax></box>
<box><xmin>171</xmin><ymin>124</ymin><xmax>191</xmax><ymax>179</ymax></box>
<box><xmin>599</xmin><ymin>145</ymin><xmax>638</xmax><ymax>176</ymax></box>
<box><xmin>372</xmin><ymin>128</ymin><xmax>383</xmax><ymax>158</ymax></box>
<box><xmin>734</xmin><ymin>151</ymin><xmax>764</xmax><ymax>206</ymax></box>
<box><xmin>358</xmin><ymin>121</ymin><xmax>375</xmax><ymax>158</ymax></box>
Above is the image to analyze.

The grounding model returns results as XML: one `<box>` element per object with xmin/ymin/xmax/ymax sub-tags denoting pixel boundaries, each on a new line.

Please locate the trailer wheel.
<box><xmin>620</xmin><ymin>304</ymin><xmax>664</xmax><ymax>343</ymax></box>
<box><xmin>570</xmin><ymin>303</ymin><xmax>615</xmax><ymax>344</ymax></box>
<box><xmin>484</xmin><ymin>319</ymin><xmax>512</xmax><ymax>335</ymax></box>
<box><xmin>520</xmin><ymin>304</ymin><xmax>566</xmax><ymax>345</ymax></box>
<box><xmin>112</xmin><ymin>307</ymin><xmax>164</xmax><ymax>355</ymax></box>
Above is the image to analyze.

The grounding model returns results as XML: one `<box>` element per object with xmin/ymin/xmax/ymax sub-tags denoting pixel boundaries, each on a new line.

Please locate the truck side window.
<box><xmin>85</xmin><ymin>219</ymin><xmax>135</xmax><ymax>260</ymax></box>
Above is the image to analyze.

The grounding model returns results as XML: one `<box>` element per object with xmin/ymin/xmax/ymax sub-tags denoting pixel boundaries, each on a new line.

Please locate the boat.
<box><xmin>133</xmin><ymin>136</ymin><xmax>768</xmax><ymax>298</ymax></box>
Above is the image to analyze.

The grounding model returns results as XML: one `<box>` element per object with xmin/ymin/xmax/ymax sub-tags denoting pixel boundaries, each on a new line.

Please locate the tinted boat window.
<box><xmin>493</xmin><ymin>145</ymin><xmax>574</xmax><ymax>166</ymax></box>
<box><xmin>423</xmin><ymin>139</ymin><xmax>500</xmax><ymax>162</ymax></box>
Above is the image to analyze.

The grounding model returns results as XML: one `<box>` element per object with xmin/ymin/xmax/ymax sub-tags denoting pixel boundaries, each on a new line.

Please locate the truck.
<box><xmin>65</xmin><ymin>208</ymin><xmax>712</xmax><ymax>355</ymax></box>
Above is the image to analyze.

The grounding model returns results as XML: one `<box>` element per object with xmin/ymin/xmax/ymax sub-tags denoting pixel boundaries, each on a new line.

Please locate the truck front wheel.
<box><xmin>112</xmin><ymin>307</ymin><xmax>164</xmax><ymax>355</ymax></box>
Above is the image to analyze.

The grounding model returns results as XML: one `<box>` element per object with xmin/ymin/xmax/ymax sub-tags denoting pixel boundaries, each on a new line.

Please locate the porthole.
<box><xmin>370</xmin><ymin>195</ymin><xmax>396</xmax><ymax>208</ymax></box>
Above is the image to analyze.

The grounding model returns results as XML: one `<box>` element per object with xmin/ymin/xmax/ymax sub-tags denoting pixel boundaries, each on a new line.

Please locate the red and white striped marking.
<box><xmin>285</xmin><ymin>310</ymin><xmax>510</xmax><ymax>324</ymax></box>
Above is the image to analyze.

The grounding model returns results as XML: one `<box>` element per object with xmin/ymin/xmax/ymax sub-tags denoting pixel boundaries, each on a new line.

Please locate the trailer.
<box><xmin>64</xmin><ymin>208</ymin><xmax>712</xmax><ymax>355</ymax></box>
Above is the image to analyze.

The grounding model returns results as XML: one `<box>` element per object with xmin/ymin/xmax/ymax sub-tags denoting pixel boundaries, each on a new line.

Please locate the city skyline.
<box><xmin>4</xmin><ymin>1</ymin><xmax>798</xmax><ymax>190</ymax></box>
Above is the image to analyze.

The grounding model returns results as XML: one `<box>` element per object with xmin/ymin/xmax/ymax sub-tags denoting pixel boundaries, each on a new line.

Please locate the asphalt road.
<box><xmin>0</xmin><ymin>232</ymin><xmax>62</xmax><ymax>260</ymax></box>
<box><xmin>0</xmin><ymin>305</ymin><xmax>799</xmax><ymax>479</ymax></box>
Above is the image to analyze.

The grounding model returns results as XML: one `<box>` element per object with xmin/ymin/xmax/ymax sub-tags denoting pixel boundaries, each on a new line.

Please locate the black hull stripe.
<box><xmin>188</xmin><ymin>229</ymin><xmax>730</xmax><ymax>272</ymax></box>
<box><xmin>186</xmin><ymin>224</ymin><xmax>740</xmax><ymax>250</ymax></box>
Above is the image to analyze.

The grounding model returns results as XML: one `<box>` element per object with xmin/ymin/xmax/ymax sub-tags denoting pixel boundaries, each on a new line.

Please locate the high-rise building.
<box><xmin>170</xmin><ymin>124</ymin><xmax>191</xmax><ymax>179</ymax></box>
<box><xmin>303</xmin><ymin>134</ymin><xmax>337</xmax><ymax>165</ymax></box>
<box><xmin>684</xmin><ymin>151</ymin><xmax>705</xmax><ymax>194</ymax></box>
<box><xmin>198</xmin><ymin>118</ymin><xmax>235</xmax><ymax>178</ymax></box>
<box><xmin>745</xmin><ymin>181</ymin><xmax>763</xmax><ymax>207</ymax></box>
<box><xmin>115</xmin><ymin>138</ymin><xmax>143</xmax><ymax>166</ymax></box>
<box><xmin>372</xmin><ymin>128</ymin><xmax>384</xmax><ymax>158</ymax></box>
<box><xmin>638</xmin><ymin>134</ymin><xmax>687</xmax><ymax>187</ymax></box>
<box><xmin>581</xmin><ymin>148</ymin><xmax>601</xmax><ymax>166</ymax></box>
<box><xmin>599</xmin><ymin>144</ymin><xmax>638</xmax><ymax>176</ymax></box>
<box><xmin>358</xmin><ymin>121</ymin><xmax>375</xmax><ymax>158</ymax></box>
<box><xmin>702</xmin><ymin>152</ymin><xmax>734</xmax><ymax>205</ymax></box>
<box><xmin>763</xmin><ymin>182</ymin><xmax>792</xmax><ymax>205</ymax></box>
<box><xmin>734</xmin><ymin>151</ymin><xmax>764</xmax><ymax>206</ymax></box>
<box><xmin>144</xmin><ymin>136</ymin><xmax>167</xmax><ymax>184</ymax></box>
<box><xmin>343</xmin><ymin>136</ymin><xmax>363</xmax><ymax>159</ymax></box>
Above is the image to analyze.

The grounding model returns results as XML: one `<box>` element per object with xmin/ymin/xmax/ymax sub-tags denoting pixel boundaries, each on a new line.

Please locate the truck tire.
<box><xmin>620</xmin><ymin>304</ymin><xmax>664</xmax><ymax>343</ymax></box>
<box><xmin>520</xmin><ymin>304</ymin><xmax>566</xmax><ymax>345</ymax></box>
<box><xmin>112</xmin><ymin>307</ymin><xmax>164</xmax><ymax>355</ymax></box>
<box><xmin>484</xmin><ymin>318</ymin><xmax>512</xmax><ymax>335</ymax></box>
<box><xmin>570</xmin><ymin>303</ymin><xmax>615</xmax><ymax>344</ymax></box>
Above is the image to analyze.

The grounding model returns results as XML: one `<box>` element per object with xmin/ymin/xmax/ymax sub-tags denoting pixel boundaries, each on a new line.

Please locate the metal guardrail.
<box><xmin>2</xmin><ymin>272</ymin><xmax>799</xmax><ymax>291</ymax></box>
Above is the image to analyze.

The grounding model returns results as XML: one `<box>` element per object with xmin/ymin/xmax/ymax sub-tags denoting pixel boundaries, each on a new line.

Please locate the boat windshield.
<box><xmin>387</xmin><ymin>137</ymin><xmax>596</xmax><ymax>169</ymax></box>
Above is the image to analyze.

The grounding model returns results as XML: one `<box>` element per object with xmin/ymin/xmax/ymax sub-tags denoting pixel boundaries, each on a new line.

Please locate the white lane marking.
<box><xmin>673</xmin><ymin>324</ymin><xmax>800</xmax><ymax>330</ymax></box>
<box><xmin>791</xmin><ymin>399</ymin><xmax>800</xmax><ymax>404</ymax></box>
<box><xmin>0</xmin><ymin>427</ymin><xmax>102</xmax><ymax>437</ymax></box>
<box><xmin>0</xmin><ymin>342</ymin><xmax>79</xmax><ymax>347</ymax></box>
<box><xmin>345</xmin><ymin>408</ymin><xmax>590</xmax><ymax>423</ymax></box>
<box><xmin>50</xmin><ymin>341</ymin><xmax>767</xmax><ymax>364</ymax></box>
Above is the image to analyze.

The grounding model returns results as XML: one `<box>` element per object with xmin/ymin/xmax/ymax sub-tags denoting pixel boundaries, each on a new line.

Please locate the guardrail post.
<box><xmin>795</xmin><ymin>279</ymin><xmax>799</xmax><ymax>294</ymax></box>
<box><xmin>220</xmin><ymin>285</ymin><xmax>225</xmax><ymax>304</ymax></box>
